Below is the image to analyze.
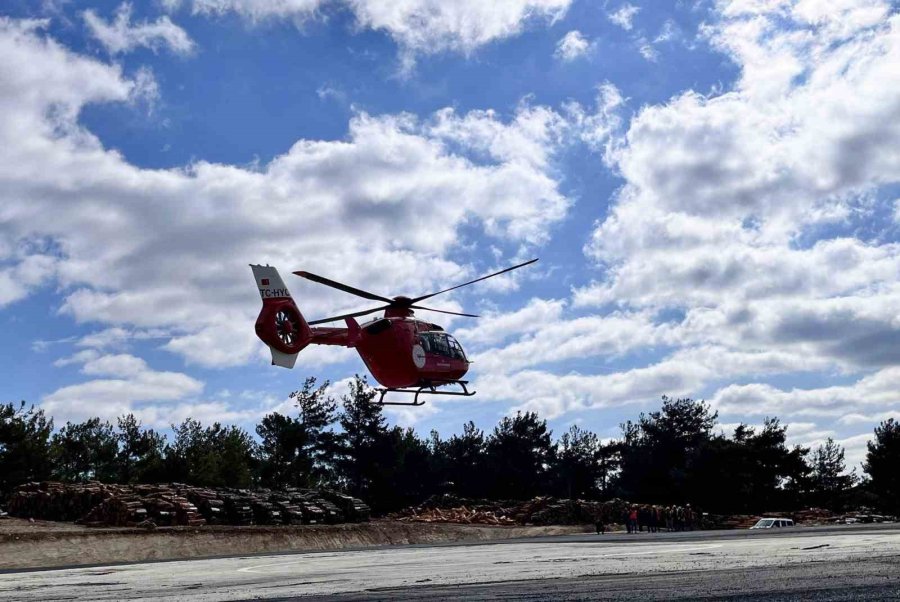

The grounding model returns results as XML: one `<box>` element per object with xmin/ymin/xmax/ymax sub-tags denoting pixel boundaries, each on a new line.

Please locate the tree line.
<box><xmin>2</xmin><ymin>376</ymin><xmax>898</xmax><ymax>515</ymax></box>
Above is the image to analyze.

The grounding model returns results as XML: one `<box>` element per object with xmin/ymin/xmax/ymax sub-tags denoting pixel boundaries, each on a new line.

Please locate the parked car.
<box><xmin>750</xmin><ymin>517</ymin><xmax>794</xmax><ymax>529</ymax></box>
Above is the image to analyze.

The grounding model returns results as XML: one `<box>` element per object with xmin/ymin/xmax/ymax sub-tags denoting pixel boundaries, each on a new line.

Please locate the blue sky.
<box><xmin>1</xmin><ymin>0</ymin><xmax>899</xmax><ymax>470</ymax></box>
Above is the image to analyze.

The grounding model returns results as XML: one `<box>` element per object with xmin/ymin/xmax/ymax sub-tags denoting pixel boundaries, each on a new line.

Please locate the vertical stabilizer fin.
<box><xmin>251</xmin><ymin>264</ymin><xmax>292</xmax><ymax>300</ymax></box>
<box><xmin>271</xmin><ymin>348</ymin><xmax>299</xmax><ymax>369</ymax></box>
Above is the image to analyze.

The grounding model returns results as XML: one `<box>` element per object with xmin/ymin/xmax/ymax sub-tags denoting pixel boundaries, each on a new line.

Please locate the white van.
<box><xmin>750</xmin><ymin>517</ymin><xmax>795</xmax><ymax>529</ymax></box>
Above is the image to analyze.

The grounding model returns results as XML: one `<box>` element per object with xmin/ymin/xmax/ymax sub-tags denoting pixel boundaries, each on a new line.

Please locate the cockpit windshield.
<box><xmin>418</xmin><ymin>331</ymin><xmax>467</xmax><ymax>361</ymax></box>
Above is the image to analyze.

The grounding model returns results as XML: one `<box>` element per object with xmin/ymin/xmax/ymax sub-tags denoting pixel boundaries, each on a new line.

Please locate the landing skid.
<box><xmin>376</xmin><ymin>380</ymin><xmax>476</xmax><ymax>406</ymax></box>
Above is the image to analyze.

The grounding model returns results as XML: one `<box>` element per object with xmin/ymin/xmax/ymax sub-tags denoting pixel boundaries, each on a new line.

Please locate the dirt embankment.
<box><xmin>0</xmin><ymin>518</ymin><xmax>592</xmax><ymax>571</ymax></box>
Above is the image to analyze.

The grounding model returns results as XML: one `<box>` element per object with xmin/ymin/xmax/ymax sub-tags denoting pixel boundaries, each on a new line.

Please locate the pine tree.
<box><xmin>116</xmin><ymin>414</ymin><xmax>166</xmax><ymax>484</ymax></box>
<box><xmin>333</xmin><ymin>375</ymin><xmax>387</xmax><ymax>499</ymax></box>
<box><xmin>166</xmin><ymin>419</ymin><xmax>257</xmax><ymax>487</ymax></box>
<box><xmin>864</xmin><ymin>419</ymin><xmax>900</xmax><ymax>515</ymax></box>
<box><xmin>810</xmin><ymin>438</ymin><xmax>855</xmax><ymax>510</ymax></box>
<box><xmin>440</xmin><ymin>421</ymin><xmax>487</xmax><ymax>498</ymax></box>
<box><xmin>257</xmin><ymin>376</ymin><xmax>337</xmax><ymax>487</ymax></box>
<box><xmin>553</xmin><ymin>425</ymin><xmax>600</xmax><ymax>499</ymax></box>
<box><xmin>485</xmin><ymin>411</ymin><xmax>553</xmax><ymax>499</ymax></box>
<box><xmin>0</xmin><ymin>402</ymin><xmax>53</xmax><ymax>497</ymax></box>
<box><xmin>50</xmin><ymin>418</ymin><xmax>119</xmax><ymax>482</ymax></box>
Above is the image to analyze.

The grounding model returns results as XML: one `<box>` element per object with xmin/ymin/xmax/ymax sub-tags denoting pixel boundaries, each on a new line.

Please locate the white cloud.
<box><xmin>183</xmin><ymin>0</ymin><xmax>571</xmax><ymax>62</ymax></box>
<box><xmin>839</xmin><ymin>410</ymin><xmax>900</xmax><ymax>425</ymax></box>
<box><xmin>454</xmin><ymin>298</ymin><xmax>565</xmax><ymax>346</ymax></box>
<box><xmin>608</xmin><ymin>3</ymin><xmax>640</xmax><ymax>31</ymax></box>
<box><xmin>0</xmin><ymin>18</ymin><xmax>621</xmax><ymax>378</ymax></box>
<box><xmin>316</xmin><ymin>84</ymin><xmax>346</xmax><ymax>103</ymax></box>
<box><xmin>42</xmin><ymin>353</ymin><xmax>205</xmax><ymax>423</ymax></box>
<box><xmin>555</xmin><ymin>30</ymin><xmax>590</xmax><ymax>61</ymax></box>
<box><xmin>84</xmin><ymin>3</ymin><xmax>195</xmax><ymax>55</ymax></box>
<box><xmin>638</xmin><ymin>39</ymin><xmax>658</xmax><ymax>61</ymax></box>
<box><xmin>0</xmin><ymin>251</ymin><xmax>57</xmax><ymax>307</ymax></box>
<box><xmin>470</xmin><ymin>0</ymin><xmax>900</xmax><ymax>419</ymax></box>
<box><xmin>654</xmin><ymin>19</ymin><xmax>680</xmax><ymax>44</ymax></box>
<box><xmin>583</xmin><ymin>2</ymin><xmax>900</xmax><ymax>375</ymax></box>
<box><xmin>54</xmin><ymin>349</ymin><xmax>101</xmax><ymax>367</ymax></box>
<box><xmin>75</xmin><ymin>327</ymin><xmax>170</xmax><ymax>350</ymax></box>
<box><xmin>44</xmin><ymin>351</ymin><xmax>277</xmax><ymax>429</ymax></box>
<box><xmin>81</xmin><ymin>353</ymin><xmax>150</xmax><ymax>378</ymax></box>
<box><xmin>564</xmin><ymin>82</ymin><xmax>624</xmax><ymax>151</ymax></box>
<box><xmin>471</xmin><ymin>310</ymin><xmax>673</xmax><ymax>374</ymax></box>
<box><xmin>477</xmin><ymin>357</ymin><xmax>711</xmax><ymax>419</ymax></box>
<box><xmin>711</xmin><ymin>368</ymin><xmax>900</xmax><ymax>418</ymax></box>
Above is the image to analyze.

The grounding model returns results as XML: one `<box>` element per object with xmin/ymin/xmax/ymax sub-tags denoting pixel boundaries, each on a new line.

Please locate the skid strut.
<box><xmin>376</xmin><ymin>380</ymin><xmax>475</xmax><ymax>406</ymax></box>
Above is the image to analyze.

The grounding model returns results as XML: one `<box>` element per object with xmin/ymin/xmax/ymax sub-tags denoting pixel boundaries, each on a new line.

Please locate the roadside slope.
<box><xmin>0</xmin><ymin>519</ymin><xmax>591</xmax><ymax>570</ymax></box>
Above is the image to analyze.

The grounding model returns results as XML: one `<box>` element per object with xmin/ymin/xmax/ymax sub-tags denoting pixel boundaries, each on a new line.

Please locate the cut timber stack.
<box><xmin>392</xmin><ymin>496</ymin><xmax>637</xmax><ymax>527</ymax></box>
<box><xmin>8</xmin><ymin>482</ymin><xmax>119</xmax><ymax>522</ymax></box>
<box><xmin>79</xmin><ymin>495</ymin><xmax>148</xmax><ymax>527</ymax></box>
<box><xmin>218</xmin><ymin>491</ymin><xmax>256</xmax><ymax>526</ymax></box>
<box><xmin>182</xmin><ymin>488</ymin><xmax>225</xmax><ymax>525</ymax></box>
<box><xmin>792</xmin><ymin>507</ymin><xmax>835</xmax><ymax>524</ymax></box>
<box><xmin>399</xmin><ymin>506</ymin><xmax>516</xmax><ymax>526</ymax></box>
<box><xmin>6</xmin><ymin>482</ymin><xmax>372</xmax><ymax>528</ymax></box>
<box><xmin>321</xmin><ymin>489</ymin><xmax>371</xmax><ymax>523</ymax></box>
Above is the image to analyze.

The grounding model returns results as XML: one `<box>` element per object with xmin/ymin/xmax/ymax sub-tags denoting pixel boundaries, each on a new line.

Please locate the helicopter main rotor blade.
<box><xmin>307</xmin><ymin>305</ymin><xmax>391</xmax><ymax>326</ymax></box>
<box><xmin>294</xmin><ymin>271</ymin><xmax>394</xmax><ymax>303</ymax></box>
<box><xmin>409</xmin><ymin>258</ymin><xmax>539</xmax><ymax>304</ymax></box>
<box><xmin>409</xmin><ymin>305</ymin><xmax>480</xmax><ymax>318</ymax></box>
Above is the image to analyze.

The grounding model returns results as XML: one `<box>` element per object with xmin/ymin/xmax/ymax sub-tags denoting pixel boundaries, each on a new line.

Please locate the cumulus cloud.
<box><xmin>43</xmin><ymin>350</ymin><xmax>287</xmax><ymax>428</ymax></box>
<box><xmin>84</xmin><ymin>3</ymin><xmax>195</xmax><ymax>55</ymax></box>
<box><xmin>0</xmin><ymin>15</ymin><xmax>617</xmax><ymax>399</ymax></box>
<box><xmin>608</xmin><ymin>3</ymin><xmax>640</xmax><ymax>31</ymax></box>
<box><xmin>712</xmin><ymin>368</ymin><xmax>900</xmax><ymax>418</ymax></box>
<box><xmin>554</xmin><ymin>30</ymin><xmax>590</xmax><ymax>61</ymax></box>
<box><xmin>470</xmin><ymin>0</ymin><xmax>900</xmax><ymax>430</ymax></box>
<box><xmin>454</xmin><ymin>298</ymin><xmax>565</xmax><ymax>345</ymax></box>
<box><xmin>42</xmin><ymin>352</ymin><xmax>205</xmax><ymax>423</ymax></box>
<box><xmin>182</xmin><ymin>0</ymin><xmax>570</xmax><ymax>62</ymax></box>
<box><xmin>478</xmin><ymin>357</ymin><xmax>711</xmax><ymax>419</ymax></box>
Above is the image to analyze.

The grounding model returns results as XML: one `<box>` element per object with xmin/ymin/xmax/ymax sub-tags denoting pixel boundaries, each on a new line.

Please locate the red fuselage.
<box><xmin>307</xmin><ymin>314</ymin><xmax>470</xmax><ymax>388</ymax></box>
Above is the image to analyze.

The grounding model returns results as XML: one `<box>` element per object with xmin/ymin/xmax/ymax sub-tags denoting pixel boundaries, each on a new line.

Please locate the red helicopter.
<box><xmin>250</xmin><ymin>259</ymin><xmax>538</xmax><ymax>405</ymax></box>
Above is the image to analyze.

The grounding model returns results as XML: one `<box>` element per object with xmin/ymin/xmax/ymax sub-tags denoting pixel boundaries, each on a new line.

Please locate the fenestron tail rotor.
<box><xmin>295</xmin><ymin>258</ymin><xmax>538</xmax><ymax>324</ymax></box>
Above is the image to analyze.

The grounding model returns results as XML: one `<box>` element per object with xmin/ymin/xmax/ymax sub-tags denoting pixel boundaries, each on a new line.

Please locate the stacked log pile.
<box><xmin>320</xmin><ymin>489</ymin><xmax>371</xmax><ymax>522</ymax></box>
<box><xmin>398</xmin><ymin>506</ymin><xmax>517</xmax><ymax>525</ymax></box>
<box><xmin>287</xmin><ymin>489</ymin><xmax>344</xmax><ymax>523</ymax></box>
<box><xmin>6</xmin><ymin>482</ymin><xmax>370</xmax><ymax>528</ymax></box>
<box><xmin>394</xmin><ymin>496</ymin><xmax>718</xmax><ymax>528</ymax></box>
<box><xmin>8</xmin><ymin>482</ymin><xmax>119</xmax><ymax>522</ymax></box>
<box><xmin>391</xmin><ymin>495</ymin><xmax>630</xmax><ymax>526</ymax></box>
<box><xmin>80</xmin><ymin>495</ymin><xmax>148</xmax><ymax>527</ymax></box>
<box><xmin>712</xmin><ymin>514</ymin><xmax>759</xmax><ymax>530</ymax></box>
<box><xmin>792</xmin><ymin>507</ymin><xmax>835</xmax><ymax>524</ymax></box>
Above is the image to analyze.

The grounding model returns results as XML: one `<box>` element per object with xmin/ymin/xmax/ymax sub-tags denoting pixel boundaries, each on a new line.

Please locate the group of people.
<box><xmin>594</xmin><ymin>503</ymin><xmax>699</xmax><ymax>534</ymax></box>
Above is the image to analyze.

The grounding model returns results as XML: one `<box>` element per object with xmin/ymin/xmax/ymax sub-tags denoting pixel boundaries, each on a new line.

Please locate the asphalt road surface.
<box><xmin>2</xmin><ymin>524</ymin><xmax>899</xmax><ymax>601</ymax></box>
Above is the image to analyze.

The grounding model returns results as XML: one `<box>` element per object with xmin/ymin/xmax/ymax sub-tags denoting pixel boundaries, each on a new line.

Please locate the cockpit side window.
<box><xmin>419</xmin><ymin>332</ymin><xmax>466</xmax><ymax>360</ymax></box>
<box><xmin>418</xmin><ymin>334</ymin><xmax>432</xmax><ymax>353</ymax></box>
<box><xmin>446</xmin><ymin>335</ymin><xmax>467</xmax><ymax>360</ymax></box>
